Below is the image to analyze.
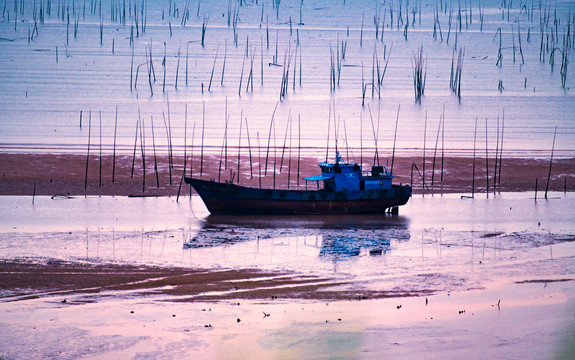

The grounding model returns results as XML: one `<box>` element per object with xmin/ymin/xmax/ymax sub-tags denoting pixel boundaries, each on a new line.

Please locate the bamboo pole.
<box><xmin>279</xmin><ymin>111</ymin><xmax>291</xmax><ymax>173</ymax></box>
<box><xmin>264</xmin><ymin>102</ymin><xmax>279</xmax><ymax>175</ymax></box>
<box><xmin>200</xmin><ymin>101</ymin><xmax>205</xmax><ymax>177</ymax></box>
<box><xmin>431</xmin><ymin>115</ymin><xmax>442</xmax><ymax>190</ymax></box>
<box><xmin>99</xmin><ymin>111</ymin><xmax>102</xmax><ymax>187</ymax></box>
<box><xmin>131</xmin><ymin>119</ymin><xmax>138</xmax><ymax>179</ymax></box>
<box><xmin>485</xmin><ymin>118</ymin><xmax>489</xmax><ymax>196</ymax></box>
<box><xmin>472</xmin><ymin>117</ymin><xmax>478</xmax><ymax>198</ymax></box>
<box><xmin>390</xmin><ymin>104</ymin><xmax>400</xmax><ymax>174</ymax></box>
<box><xmin>498</xmin><ymin>109</ymin><xmax>504</xmax><ymax>185</ymax></box>
<box><xmin>237</xmin><ymin>110</ymin><xmax>243</xmax><ymax>183</ymax></box>
<box><xmin>545</xmin><ymin>126</ymin><xmax>557</xmax><ymax>199</ymax></box>
<box><xmin>151</xmin><ymin>115</ymin><xmax>159</xmax><ymax>188</ymax></box>
<box><xmin>245</xmin><ymin>116</ymin><xmax>253</xmax><ymax>179</ymax></box>
<box><xmin>297</xmin><ymin>114</ymin><xmax>301</xmax><ymax>186</ymax></box>
<box><xmin>423</xmin><ymin>111</ymin><xmax>427</xmax><ymax>192</ymax></box>
<box><xmin>112</xmin><ymin>106</ymin><xmax>118</xmax><ymax>183</ymax></box>
<box><xmin>139</xmin><ymin>110</ymin><xmax>146</xmax><ymax>192</ymax></box>
<box><xmin>84</xmin><ymin>110</ymin><xmax>91</xmax><ymax>191</ymax></box>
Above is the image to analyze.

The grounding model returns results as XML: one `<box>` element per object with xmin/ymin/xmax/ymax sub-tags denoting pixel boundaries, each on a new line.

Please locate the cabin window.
<box><xmin>360</xmin><ymin>181</ymin><xmax>365</xmax><ymax>190</ymax></box>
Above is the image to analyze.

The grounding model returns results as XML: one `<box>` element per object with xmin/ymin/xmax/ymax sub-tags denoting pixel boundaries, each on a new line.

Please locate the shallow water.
<box><xmin>1</xmin><ymin>0</ymin><xmax>574</xmax><ymax>158</ymax></box>
<box><xmin>1</xmin><ymin>193</ymin><xmax>573</xmax><ymax>298</ymax></box>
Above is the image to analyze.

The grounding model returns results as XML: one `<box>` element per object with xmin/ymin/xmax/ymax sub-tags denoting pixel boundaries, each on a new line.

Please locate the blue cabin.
<box><xmin>305</xmin><ymin>152</ymin><xmax>394</xmax><ymax>192</ymax></box>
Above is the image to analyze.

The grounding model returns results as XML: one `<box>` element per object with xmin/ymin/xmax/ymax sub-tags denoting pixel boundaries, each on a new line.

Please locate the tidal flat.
<box><xmin>1</xmin><ymin>0</ymin><xmax>575</xmax><ymax>358</ymax></box>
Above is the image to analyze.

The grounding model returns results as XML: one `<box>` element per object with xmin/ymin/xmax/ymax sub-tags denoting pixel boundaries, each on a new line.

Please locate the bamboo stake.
<box><xmin>441</xmin><ymin>106</ymin><xmax>445</xmax><ymax>182</ymax></box>
<box><xmin>367</xmin><ymin>105</ymin><xmax>379</xmax><ymax>166</ymax></box>
<box><xmin>498</xmin><ymin>110</ymin><xmax>504</xmax><ymax>185</ymax></box>
<box><xmin>494</xmin><ymin>115</ymin><xmax>500</xmax><ymax>191</ymax></box>
<box><xmin>237</xmin><ymin>110</ymin><xmax>243</xmax><ymax>183</ymax></box>
<box><xmin>99</xmin><ymin>111</ymin><xmax>102</xmax><ymax>187</ymax></box>
<box><xmin>431</xmin><ymin>115</ymin><xmax>442</xmax><ymax>190</ymax></box>
<box><xmin>112</xmin><ymin>106</ymin><xmax>118</xmax><ymax>183</ymax></box>
<box><xmin>151</xmin><ymin>115</ymin><xmax>159</xmax><ymax>188</ymax></box>
<box><xmin>131</xmin><ymin>119</ymin><xmax>138</xmax><ymax>179</ymax></box>
<box><xmin>472</xmin><ymin>117</ymin><xmax>478</xmax><ymax>197</ymax></box>
<box><xmin>84</xmin><ymin>110</ymin><xmax>91</xmax><ymax>191</ymax></box>
<box><xmin>176</xmin><ymin>155</ymin><xmax>187</xmax><ymax>203</ymax></box>
<box><xmin>297</xmin><ymin>114</ymin><xmax>301</xmax><ymax>186</ymax></box>
<box><xmin>166</xmin><ymin>94</ymin><xmax>174</xmax><ymax>182</ymax></box>
<box><xmin>390</xmin><ymin>104</ymin><xmax>400</xmax><ymax>174</ymax></box>
<box><xmin>257</xmin><ymin>131</ymin><xmax>262</xmax><ymax>188</ymax></box>
<box><xmin>360</xmin><ymin>113</ymin><xmax>363</xmax><ymax>167</ymax></box>
<box><xmin>485</xmin><ymin>117</ymin><xmax>489</xmax><ymax>196</ymax></box>
<box><xmin>545</xmin><ymin>126</ymin><xmax>557</xmax><ymax>199</ymax></box>
<box><xmin>245</xmin><ymin>116</ymin><xmax>253</xmax><ymax>179</ymax></box>
<box><xmin>208</xmin><ymin>44</ymin><xmax>219</xmax><ymax>91</ymax></box>
<box><xmin>221</xmin><ymin>40</ymin><xmax>227</xmax><ymax>85</ymax></box>
<box><xmin>279</xmin><ymin>111</ymin><xmax>291</xmax><ymax>173</ymax></box>
<box><xmin>139</xmin><ymin>110</ymin><xmax>146</xmax><ymax>192</ymax></box>
<box><xmin>326</xmin><ymin>103</ymin><xmax>331</xmax><ymax>161</ymax></box>
<box><xmin>200</xmin><ymin>101</ymin><xmax>205</xmax><ymax>176</ymax></box>
<box><xmin>288</xmin><ymin>113</ymin><xmax>293</xmax><ymax>188</ymax></box>
<box><xmin>423</xmin><ymin>111</ymin><xmax>427</xmax><ymax>192</ymax></box>
<box><xmin>264</xmin><ymin>102</ymin><xmax>279</xmax><ymax>175</ymax></box>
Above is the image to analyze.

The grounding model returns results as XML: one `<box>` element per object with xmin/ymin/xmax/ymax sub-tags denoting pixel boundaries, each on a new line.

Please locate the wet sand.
<box><xmin>0</xmin><ymin>260</ymin><xmax>574</xmax><ymax>359</ymax></box>
<box><xmin>1</xmin><ymin>152</ymin><xmax>574</xmax><ymax>196</ymax></box>
<box><xmin>0</xmin><ymin>260</ymin><xmax>430</xmax><ymax>303</ymax></box>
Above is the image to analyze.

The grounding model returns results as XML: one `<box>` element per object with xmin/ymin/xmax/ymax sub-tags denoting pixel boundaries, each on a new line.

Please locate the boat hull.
<box><xmin>185</xmin><ymin>178</ymin><xmax>411</xmax><ymax>215</ymax></box>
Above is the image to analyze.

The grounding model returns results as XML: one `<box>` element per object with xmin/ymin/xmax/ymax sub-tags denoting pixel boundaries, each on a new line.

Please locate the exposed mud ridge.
<box><xmin>0</xmin><ymin>260</ymin><xmax>435</xmax><ymax>303</ymax></box>
<box><xmin>1</xmin><ymin>153</ymin><xmax>574</xmax><ymax>196</ymax></box>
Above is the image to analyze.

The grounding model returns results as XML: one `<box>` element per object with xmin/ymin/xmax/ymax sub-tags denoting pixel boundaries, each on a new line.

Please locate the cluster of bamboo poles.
<box><xmin>12</xmin><ymin>0</ymin><xmax>573</xmax><ymax>106</ymax></box>
<box><xmin>75</xmin><ymin>100</ymin><xmax>571</xmax><ymax>203</ymax></box>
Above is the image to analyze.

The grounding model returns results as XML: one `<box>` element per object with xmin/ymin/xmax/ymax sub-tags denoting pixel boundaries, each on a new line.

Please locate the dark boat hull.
<box><xmin>185</xmin><ymin>178</ymin><xmax>411</xmax><ymax>215</ymax></box>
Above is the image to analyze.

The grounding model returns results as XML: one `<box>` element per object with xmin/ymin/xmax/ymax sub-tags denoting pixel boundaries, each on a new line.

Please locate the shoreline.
<box><xmin>1</xmin><ymin>152</ymin><xmax>574</xmax><ymax>197</ymax></box>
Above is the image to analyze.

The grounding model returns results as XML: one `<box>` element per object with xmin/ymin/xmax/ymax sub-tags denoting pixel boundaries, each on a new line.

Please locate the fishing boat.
<box><xmin>185</xmin><ymin>152</ymin><xmax>411</xmax><ymax>215</ymax></box>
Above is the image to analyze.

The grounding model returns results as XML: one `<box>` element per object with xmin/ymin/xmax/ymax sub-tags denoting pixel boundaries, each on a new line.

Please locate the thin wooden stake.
<box><xmin>151</xmin><ymin>115</ymin><xmax>159</xmax><ymax>188</ymax></box>
<box><xmin>98</xmin><ymin>111</ymin><xmax>102</xmax><ymax>187</ymax></box>
<box><xmin>297</xmin><ymin>114</ymin><xmax>301</xmax><ymax>186</ymax></box>
<box><xmin>84</xmin><ymin>110</ymin><xmax>91</xmax><ymax>191</ymax></box>
<box><xmin>200</xmin><ymin>102</ymin><xmax>205</xmax><ymax>176</ymax></box>
<box><xmin>390</xmin><ymin>104</ymin><xmax>400</xmax><ymax>174</ymax></box>
<box><xmin>485</xmin><ymin>117</ymin><xmax>489</xmax><ymax>196</ymax></box>
<box><xmin>498</xmin><ymin>110</ymin><xmax>505</xmax><ymax>186</ymax></box>
<box><xmin>472</xmin><ymin>117</ymin><xmax>478</xmax><ymax>197</ymax></box>
<box><xmin>139</xmin><ymin>110</ymin><xmax>146</xmax><ymax>192</ymax></box>
<box><xmin>112</xmin><ymin>106</ymin><xmax>118</xmax><ymax>183</ymax></box>
<box><xmin>245</xmin><ymin>116</ymin><xmax>253</xmax><ymax>179</ymax></box>
<box><xmin>131</xmin><ymin>119</ymin><xmax>139</xmax><ymax>179</ymax></box>
<box><xmin>264</xmin><ymin>102</ymin><xmax>279</xmax><ymax>175</ymax></box>
<box><xmin>545</xmin><ymin>126</ymin><xmax>557</xmax><ymax>199</ymax></box>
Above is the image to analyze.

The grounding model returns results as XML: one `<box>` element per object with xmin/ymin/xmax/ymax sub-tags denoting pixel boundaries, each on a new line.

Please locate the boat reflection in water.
<box><xmin>184</xmin><ymin>214</ymin><xmax>410</xmax><ymax>261</ymax></box>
